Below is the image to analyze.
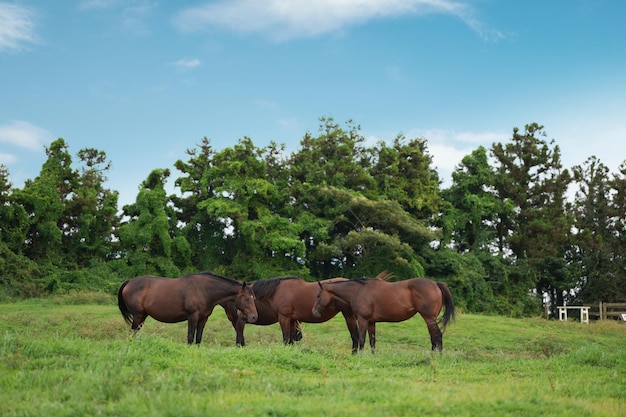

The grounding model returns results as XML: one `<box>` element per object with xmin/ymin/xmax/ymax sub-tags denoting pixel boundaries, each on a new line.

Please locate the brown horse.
<box><xmin>234</xmin><ymin>277</ymin><xmax>360</xmax><ymax>352</ymax></box>
<box><xmin>118</xmin><ymin>272</ymin><xmax>258</xmax><ymax>345</ymax></box>
<box><xmin>221</xmin><ymin>288</ymin><xmax>303</xmax><ymax>347</ymax></box>
<box><xmin>313</xmin><ymin>277</ymin><xmax>455</xmax><ymax>352</ymax></box>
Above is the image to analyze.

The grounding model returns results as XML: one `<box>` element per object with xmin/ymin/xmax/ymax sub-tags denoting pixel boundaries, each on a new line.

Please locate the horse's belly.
<box><xmin>144</xmin><ymin>293</ymin><xmax>188</xmax><ymax>323</ymax></box>
<box><xmin>371</xmin><ymin>298</ymin><xmax>417</xmax><ymax>322</ymax></box>
<box><xmin>149</xmin><ymin>311</ymin><xmax>188</xmax><ymax>323</ymax></box>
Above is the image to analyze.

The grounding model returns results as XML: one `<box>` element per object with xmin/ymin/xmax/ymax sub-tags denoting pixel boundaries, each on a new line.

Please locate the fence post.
<box><xmin>600</xmin><ymin>301</ymin><xmax>604</xmax><ymax>320</ymax></box>
<box><xmin>544</xmin><ymin>303</ymin><xmax>549</xmax><ymax>320</ymax></box>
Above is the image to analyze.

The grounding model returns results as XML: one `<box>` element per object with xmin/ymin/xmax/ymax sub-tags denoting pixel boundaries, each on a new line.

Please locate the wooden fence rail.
<box><xmin>546</xmin><ymin>302</ymin><xmax>626</xmax><ymax>321</ymax></box>
<box><xmin>600</xmin><ymin>302</ymin><xmax>626</xmax><ymax>320</ymax></box>
<box><xmin>583</xmin><ymin>302</ymin><xmax>626</xmax><ymax>320</ymax></box>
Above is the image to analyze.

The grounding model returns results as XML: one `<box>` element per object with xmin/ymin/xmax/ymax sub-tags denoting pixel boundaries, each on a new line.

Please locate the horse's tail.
<box><xmin>437</xmin><ymin>281</ymin><xmax>456</xmax><ymax>331</ymax></box>
<box><xmin>117</xmin><ymin>280</ymin><xmax>133</xmax><ymax>326</ymax></box>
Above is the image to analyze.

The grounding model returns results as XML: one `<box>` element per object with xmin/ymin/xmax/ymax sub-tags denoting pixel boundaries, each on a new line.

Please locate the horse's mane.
<box><xmin>324</xmin><ymin>271</ymin><xmax>394</xmax><ymax>286</ymax></box>
<box><xmin>343</xmin><ymin>271</ymin><xmax>393</xmax><ymax>285</ymax></box>
<box><xmin>374</xmin><ymin>271</ymin><xmax>394</xmax><ymax>281</ymax></box>
<box><xmin>253</xmin><ymin>276</ymin><xmax>301</xmax><ymax>299</ymax></box>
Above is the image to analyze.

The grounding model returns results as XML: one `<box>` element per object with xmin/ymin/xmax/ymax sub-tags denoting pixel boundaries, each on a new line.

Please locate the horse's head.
<box><xmin>312</xmin><ymin>281</ymin><xmax>333</xmax><ymax>318</ymax></box>
<box><xmin>235</xmin><ymin>282</ymin><xmax>258</xmax><ymax>323</ymax></box>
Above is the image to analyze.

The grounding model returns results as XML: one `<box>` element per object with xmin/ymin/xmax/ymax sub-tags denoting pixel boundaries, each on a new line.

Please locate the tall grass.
<box><xmin>0</xmin><ymin>298</ymin><xmax>624</xmax><ymax>416</ymax></box>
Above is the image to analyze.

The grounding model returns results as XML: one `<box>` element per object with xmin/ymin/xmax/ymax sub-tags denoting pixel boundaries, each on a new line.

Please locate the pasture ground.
<box><xmin>0</xmin><ymin>294</ymin><xmax>624</xmax><ymax>416</ymax></box>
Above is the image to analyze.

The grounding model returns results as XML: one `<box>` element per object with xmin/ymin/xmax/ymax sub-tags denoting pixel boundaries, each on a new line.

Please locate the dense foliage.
<box><xmin>1</xmin><ymin>118</ymin><xmax>624</xmax><ymax>315</ymax></box>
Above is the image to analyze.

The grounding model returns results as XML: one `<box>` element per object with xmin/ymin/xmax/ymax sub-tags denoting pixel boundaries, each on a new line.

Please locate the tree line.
<box><xmin>1</xmin><ymin>117</ymin><xmax>624</xmax><ymax>316</ymax></box>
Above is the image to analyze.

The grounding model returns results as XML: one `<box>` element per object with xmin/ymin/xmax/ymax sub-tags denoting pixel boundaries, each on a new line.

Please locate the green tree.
<box><xmin>63</xmin><ymin>148</ymin><xmax>119</xmax><ymax>267</ymax></box>
<box><xmin>15</xmin><ymin>139</ymin><xmax>74</xmax><ymax>265</ymax></box>
<box><xmin>119</xmin><ymin>169</ymin><xmax>190</xmax><ymax>277</ymax></box>
<box><xmin>607</xmin><ymin>162</ymin><xmax>626</xmax><ymax>301</ymax></box>
<box><xmin>289</xmin><ymin>119</ymin><xmax>439</xmax><ymax>279</ymax></box>
<box><xmin>573</xmin><ymin>158</ymin><xmax>626</xmax><ymax>302</ymax></box>
<box><xmin>196</xmin><ymin>137</ymin><xmax>306</xmax><ymax>279</ymax></box>
<box><xmin>370</xmin><ymin>135</ymin><xmax>440</xmax><ymax>219</ymax></box>
<box><xmin>440</xmin><ymin>146</ymin><xmax>499</xmax><ymax>253</ymax></box>
<box><xmin>289</xmin><ymin>118</ymin><xmax>375</xmax><ymax>278</ymax></box>
<box><xmin>491</xmin><ymin>124</ymin><xmax>573</xmax><ymax>312</ymax></box>
<box><xmin>0</xmin><ymin>165</ymin><xmax>43</xmax><ymax>297</ymax></box>
<box><xmin>316</xmin><ymin>187</ymin><xmax>431</xmax><ymax>278</ymax></box>
<box><xmin>422</xmin><ymin>248</ymin><xmax>497</xmax><ymax>313</ymax></box>
<box><xmin>0</xmin><ymin>165</ymin><xmax>29</xmax><ymax>254</ymax></box>
<box><xmin>172</xmin><ymin>138</ymin><xmax>227</xmax><ymax>271</ymax></box>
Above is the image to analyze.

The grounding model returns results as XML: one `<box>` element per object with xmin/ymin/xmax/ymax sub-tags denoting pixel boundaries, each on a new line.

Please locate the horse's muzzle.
<box><xmin>237</xmin><ymin>310</ymin><xmax>258</xmax><ymax>323</ymax></box>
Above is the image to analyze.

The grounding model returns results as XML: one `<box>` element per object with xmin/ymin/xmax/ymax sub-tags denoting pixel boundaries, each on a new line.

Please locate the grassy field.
<box><xmin>1</xmin><ymin>294</ymin><xmax>624</xmax><ymax>417</ymax></box>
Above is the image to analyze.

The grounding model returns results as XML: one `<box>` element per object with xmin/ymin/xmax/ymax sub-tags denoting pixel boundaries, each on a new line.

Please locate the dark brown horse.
<box><xmin>313</xmin><ymin>276</ymin><xmax>455</xmax><ymax>352</ymax></box>
<box><xmin>229</xmin><ymin>277</ymin><xmax>360</xmax><ymax>352</ymax></box>
<box><xmin>221</xmin><ymin>290</ymin><xmax>303</xmax><ymax>347</ymax></box>
<box><xmin>118</xmin><ymin>272</ymin><xmax>258</xmax><ymax>345</ymax></box>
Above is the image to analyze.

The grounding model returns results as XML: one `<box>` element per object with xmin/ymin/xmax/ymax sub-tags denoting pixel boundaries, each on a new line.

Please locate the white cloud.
<box><xmin>172</xmin><ymin>58</ymin><xmax>201</xmax><ymax>70</ymax></box>
<box><xmin>363</xmin><ymin>127</ymin><xmax>504</xmax><ymax>186</ymax></box>
<box><xmin>173</xmin><ymin>0</ymin><xmax>500</xmax><ymax>41</ymax></box>
<box><xmin>429</xmin><ymin>142</ymin><xmax>472</xmax><ymax>172</ymax></box>
<box><xmin>0</xmin><ymin>3</ymin><xmax>37</xmax><ymax>53</ymax></box>
<box><xmin>402</xmin><ymin>127</ymin><xmax>508</xmax><ymax>185</ymax></box>
<box><xmin>0</xmin><ymin>120</ymin><xmax>51</xmax><ymax>151</ymax></box>
<box><xmin>418</xmin><ymin>128</ymin><xmax>506</xmax><ymax>146</ymax></box>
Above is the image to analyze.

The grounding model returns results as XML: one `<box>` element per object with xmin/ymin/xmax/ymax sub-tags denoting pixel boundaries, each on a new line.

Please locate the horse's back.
<box><xmin>121</xmin><ymin>275</ymin><xmax>162</xmax><ymax>301</ymax></box>
<box><xmin>406</xmin><ymin>277</ymin><xmax>443</xmax><ymax>297</ymax></box>
<box><xmin>125</xmin><ymin>275</ymin><xmax>186</xmax><ymax>296</ymax></box>
<box><xmin>123</xmin><ymin>276</ymin><xmax>191</xmax><ymax>320</ymax></box>
<box><xmin>355</xmin><ymin>278</ymin><xmax>442</xmax><ymax>321</ymax></box>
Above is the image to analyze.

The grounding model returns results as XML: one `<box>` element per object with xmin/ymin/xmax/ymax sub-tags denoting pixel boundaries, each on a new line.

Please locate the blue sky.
<box><xmin>1</xmin><ymin>0</ymin><xmax>625</xmax><ymax>207</ymax></box>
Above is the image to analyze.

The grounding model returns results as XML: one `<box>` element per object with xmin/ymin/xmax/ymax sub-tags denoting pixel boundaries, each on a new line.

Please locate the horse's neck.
<box><xmin>328</xmin><ymin>283</ymin><xmax>358</xmax><ymax>303</ymax></box>
<box><xmin>203</xmin><ymin>279</ymin><xmax>239</xmax><ymax>303</ymax></box>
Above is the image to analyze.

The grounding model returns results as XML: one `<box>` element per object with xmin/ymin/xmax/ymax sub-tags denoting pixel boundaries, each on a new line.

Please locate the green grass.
<box><xmin>1</xmin><ymin>297</ymin><xmax>624</xmax><ymax>416</ymax></box>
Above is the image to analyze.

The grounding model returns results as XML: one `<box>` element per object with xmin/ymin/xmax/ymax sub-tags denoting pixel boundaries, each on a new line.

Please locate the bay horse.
<box><xmin>313</xmin><ymin>276</ymin><xmax>455</xmax><ymax>352</ymax></box>
<box><xmin>231</xmin><ymin>277</ymin><xmax>360</xmax><ymax>352</ymax></box>
<box><xmin>221</xmin><ymin>291</ymin><xmax>303</xmax><ymax>347</ymax></box>
<box><xmin>118</xmin><ymin>272</ymin><xmax>258</xmax><ymax>345</ymax></box>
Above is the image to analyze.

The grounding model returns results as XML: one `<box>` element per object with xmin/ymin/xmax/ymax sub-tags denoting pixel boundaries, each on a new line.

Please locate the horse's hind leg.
<box><xmin>368</xmin><ymin>323</ymin><xmax>376</xmax><ymax>354</ymax></box>
<box><xmin>278</xmin><ymin>316</ymin><xmax>293</xmax><ymax>344</ymax></box>
<box><xmin>425</xmin><ymin>318</ymin><xmax>443</xmax><ymax>351</ymax></box>
<box><xmin>187</xmin><ymin>315</ymin><xmax>200</xmax><ymax>345</ymax></box>
<box><xmin>357</xmin><ymin>317</ymin><xmax>369</xmax><ymax>352</ymax></box>
<box><xmin>131</xmin><ymin>312</ymin><xmax>147</xmax><ymax>333</ymax></box>
<box><xmin>194</xmin><ymin>316</ymin><xmax>210</xmax><ymax>345</ymax></box>
<box><xmin>293</xmin><ymin>321</ymin><xmax>303</xmax><ymax>342</ymax></box>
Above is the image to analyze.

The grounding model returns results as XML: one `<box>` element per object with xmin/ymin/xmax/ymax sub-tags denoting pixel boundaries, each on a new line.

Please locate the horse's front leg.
<box><xmin>357</xmin><ymin>317</ymin><xmax>369</xmax><ymax>352</ymax></box>
<box><xmin>343</xmin><ymin>313</ymin><xmax>359</xmax><ymax>354</ymax></box>
<box><xmin>235</xmin><ymin>317</ymin><xmax>247</xmax><ymax>347</ymax></box>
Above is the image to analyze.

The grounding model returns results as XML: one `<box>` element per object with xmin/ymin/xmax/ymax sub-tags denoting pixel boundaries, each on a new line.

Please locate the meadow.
<box><xmin>0</xmin><ymin>293</ymin><xmax>624</xmax><ymax>417</ymax></box>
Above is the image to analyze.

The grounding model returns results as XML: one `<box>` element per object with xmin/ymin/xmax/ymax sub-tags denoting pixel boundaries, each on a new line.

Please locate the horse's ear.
<box><xmin>242</xmin><ymin>281</ymin><xmax>247</xmax><ymax>289</ymax></box>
